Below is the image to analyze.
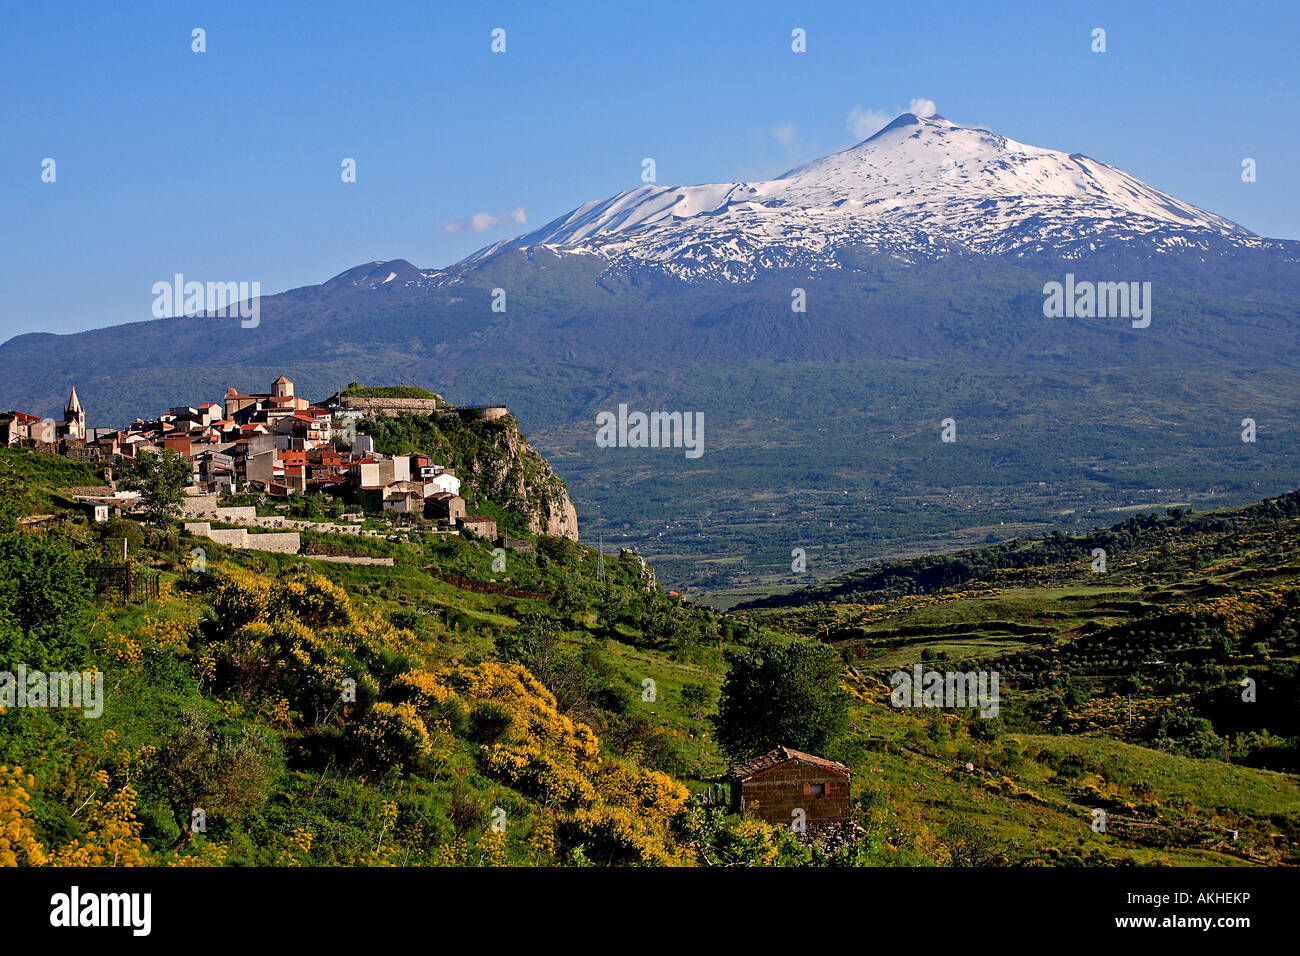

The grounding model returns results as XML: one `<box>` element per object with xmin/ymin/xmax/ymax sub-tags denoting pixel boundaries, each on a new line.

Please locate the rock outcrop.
<box><xmin>456</xmin><ymin>416</ymin><xmax>579</xmax><ymax>540</ymax></box>
<box><xmin>620</xmin><ymin>548</ymin><xmax>657</xmax><ymax>592</ymax></box>
<box><xmin>341</xmin><ymin>391</ymin><xmax>581</xmax><ymax>541</ymax></box>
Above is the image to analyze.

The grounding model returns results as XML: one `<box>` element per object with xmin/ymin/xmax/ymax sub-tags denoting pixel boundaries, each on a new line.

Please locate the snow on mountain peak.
<box><xmin>774</xmin><ymin>111</ymin><xmax>1245</xmax><ymax>230</ymax></box>
<box><xmin>462</xmin><ymin>112</ymin><xmax>1258</xmax><ymax>280</ymax></box>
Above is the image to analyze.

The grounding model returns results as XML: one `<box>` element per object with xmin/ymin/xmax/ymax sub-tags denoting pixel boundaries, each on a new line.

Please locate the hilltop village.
<box><xmin>0</xmin><ymin>376</ymin><xmax>530</xmax><ymax>546</ymax></box>
<box><xmin>3</xmin><ymin>376</ymin><xmax>1298</xmax><ymax>870</ymax></box>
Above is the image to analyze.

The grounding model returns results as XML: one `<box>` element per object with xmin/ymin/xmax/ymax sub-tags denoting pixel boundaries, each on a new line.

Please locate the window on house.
<box><xmin>809</xmin><ymin>783</ymin><xmax>826</xmax><ymax>795</ymax></box>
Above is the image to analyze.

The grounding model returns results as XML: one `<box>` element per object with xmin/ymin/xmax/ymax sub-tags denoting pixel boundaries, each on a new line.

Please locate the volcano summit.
<box><xmin>460</xmin><ymin>111</ymin><xmax>1273</xmax><ymax>282</ymax></box>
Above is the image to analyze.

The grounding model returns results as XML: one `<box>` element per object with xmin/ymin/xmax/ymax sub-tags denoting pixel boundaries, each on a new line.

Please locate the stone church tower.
<box><xmin>63</xmin><ymin>386</ymin><xmax>85</xmax><ymax>441</ymax></box>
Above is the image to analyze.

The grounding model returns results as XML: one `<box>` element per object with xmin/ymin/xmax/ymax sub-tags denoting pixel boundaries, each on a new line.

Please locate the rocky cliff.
<box><xmin>356</xmin><ymin>408</ymin><xmax>579</xmax><ymax>541</ymax></box>
<box><xmin>454</xmin><ymin>415</ymin><xmax>580</xmax><ymax>540</ymax></box>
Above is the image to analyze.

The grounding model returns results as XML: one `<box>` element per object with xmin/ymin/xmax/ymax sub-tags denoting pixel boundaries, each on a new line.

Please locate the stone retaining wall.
<box><xmin>183</xmin><ymin>522</ymin><xmax>301</xmax><ymax>554</ymax></box>
<box><xmin>181</xmin><ymin>495</ymin><xmax>256</xmax><ymax>524</ymax></box>
<box><xmin>304</xmin><ymin>555</ymin><xmax>394</xmax><ymax>566</ymax></box>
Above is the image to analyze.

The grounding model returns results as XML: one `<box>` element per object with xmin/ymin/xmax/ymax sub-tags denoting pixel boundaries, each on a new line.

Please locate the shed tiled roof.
<box><xmin>724</xmin><ymin>746</ymin><xmax>851</xmax><ymax>782</ymax></box>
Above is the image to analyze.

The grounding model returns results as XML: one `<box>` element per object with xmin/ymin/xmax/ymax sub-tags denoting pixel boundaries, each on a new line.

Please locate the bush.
<box><xmin>0</xmin><ymin>534</ymin><xmax>92</xmax><ymax>670</ymax></box>
<box><xmin>389</xmin><ymin>609</ymin><xmax>429</xmax><ymax>639</ymax></box>
<box><xmin>348</xmin><ymin>702</ymin><xmax>433</xmax><ymax>777</ymax></box>
<box><xmin>147</xmin><ymin>711</ymin><xmax>277</xmax><ymax>846</ymax></box>
<box><xmin>1150</xmin><ymin>710</ymin><xmax>1228</xmax><ymax>760</ymax></box>
<box><xmin>468</xmin><ymin>702</ymin><xmax>513</xmax><ymax>745</ymax></box>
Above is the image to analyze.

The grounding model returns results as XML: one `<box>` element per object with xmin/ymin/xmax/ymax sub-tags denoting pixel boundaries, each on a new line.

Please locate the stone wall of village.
<box><xmin>332</xmin><ymin>396</ymin><xmax>444</xmax><ymax>417</ymax></box>
<box><xmin>183</xmin><ymin>523</ymin><xmax>302</xmax><ymax>554</ymax></box>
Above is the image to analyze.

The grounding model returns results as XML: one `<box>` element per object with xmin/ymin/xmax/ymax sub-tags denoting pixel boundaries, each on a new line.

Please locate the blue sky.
<box><xmin>2</xmin><ymin>0</ymin><xmax>1296</xmax><ymax>340</ymax></box>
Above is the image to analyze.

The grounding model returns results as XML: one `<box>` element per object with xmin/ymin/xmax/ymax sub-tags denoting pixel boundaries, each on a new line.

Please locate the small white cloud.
<box><xmin>846</xmin><ymin>106</ymin><xmax>892</xmax><ymax>140</ymax></box>
<box><xmin>846</xmin><ymin>98</ymin><xmax>938</xmax><ymax>140</ymax></box>
<box><xmin>908</xmin><ymin>97</ymin><xmax>937</xmax><ymax>118</ymax></box>
<box><xmin>443</xmin><ymin>206</ymin><xmax>528</xmax><ymax>233</ymax></box>
<box><xmin>769</xmin><ymin>122</ymin><xmax>798</xmax><ymax>145</ymax></box>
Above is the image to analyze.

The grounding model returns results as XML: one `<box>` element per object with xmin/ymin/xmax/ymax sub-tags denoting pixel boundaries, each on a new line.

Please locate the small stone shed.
<box><xmin>724</xmin><ymin>745</ymin><xmax>852</xmax><ymax>825</ymax></box>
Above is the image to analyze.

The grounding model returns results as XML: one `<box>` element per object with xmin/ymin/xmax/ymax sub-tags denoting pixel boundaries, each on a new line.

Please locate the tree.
<box><xmin>944</xmin><ymin>818</ymin><xmax>1001</xmax><ymax>866</ymax></box>
<box><xmin>597</xmin><ymin>585</ymin><xmax>628</xmax><ymax>635</ymax></box>
<box><xmin>640</xmin><ymin>597</ymin><xmax>683</xmax><ymax>649</ymax></box>
<box><xmin>125</xmin><ymin>450</ymin><xmax>191</xmax><ymax>526</ymax></box>
<box><xmin>682</xmin><ymin>681</ymin><xmax>712</xmax><ymax>720</ymax></box>
<box><xmin>552</xmin><ymin>571</ymin><xmax>588</xmax><ymax>614</ymax></box>
<box><xmin>495</xmin><ymin>612</ymin><xmax>588</xmax><ymax>711</ymax></box>
<box><xmin>0</xmin><ymin>534</ymin><xmax>92</xmax><ymax>669</ymax></box>
<box><xmin>495</xmin><ymin>613</ymin><xmax>565</xmax><ymax>685</ymax></box>
<box><xmin>148</xmin><ymin>711</ymin><xmax>276</xmax><ymax>848</ymax></box>
<box><xmin>714</xmin><ymin>638</ymin><xmax>850</xmax><ymax>760</ymax></box>
<box><xmin>1150</xmin><ymin>710</ymin><xmax>1227</xmax><ymax>760</ymax></box>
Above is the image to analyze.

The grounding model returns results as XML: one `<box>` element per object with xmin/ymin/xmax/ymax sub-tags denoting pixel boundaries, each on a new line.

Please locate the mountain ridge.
<box><xmin>1</xmin><ymin>111</ymin><xmax>1296</xmax><ymax>596</ymax></box>
<box><xmin>456</xmin><ymin>111</ymin><xmax>1279</xmax><ymax>282</ymax></box>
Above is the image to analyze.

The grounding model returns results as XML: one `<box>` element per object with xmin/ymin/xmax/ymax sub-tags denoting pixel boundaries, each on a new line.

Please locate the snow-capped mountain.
<box><xmin>463</xmin><ymin>112</ymin><xmax>1270</xmax><ymax>281</ymax></box>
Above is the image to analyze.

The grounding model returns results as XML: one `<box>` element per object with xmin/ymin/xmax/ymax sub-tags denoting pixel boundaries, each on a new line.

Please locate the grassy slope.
<box><xmin>738</xmin><ymin>494</ymin><xmax>1300</xmax><ymax>865</ymax></box>
<box><xmin>4</xmin><ymin>446</ymin><xmax>1298</xmax><ymax>865</ymax></box>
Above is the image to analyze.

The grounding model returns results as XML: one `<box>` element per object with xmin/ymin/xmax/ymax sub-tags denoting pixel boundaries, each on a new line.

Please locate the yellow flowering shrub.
<box><xmin>209</xmin><ymin>566</ymin><xmax>274</xmax><ymax>628</ymax></box>
<box><xmin>1067</xmin><ymin>694</ymin><xmax>1184</xmax><ymax>736</ymax></box>
<box><xmin>269</xmin><ymin>573</ymin><xmax>351</xmax><ymax>629</ymax></box>
<box><xmin>382</xmin><ymin>660</ymin><xmax>692</xmax><ymax>865</ymax></box>
<box><xmin>0</xmin><ymin>766</ymin><xmax>48</xmax><ymax>866</ymax></box>
<box><xmin>2</xmin><ymin>769</ymin><xmax>228</xmax><ymax>869</ymax></box>
<box><xmin>49</xmin><ymin>786</ymin><xmax>153</xmax><ymax>867</ymax></box>
<box><xmin>716</xmin><ymin>817</ymin><xmax>784</xmax><ymax>866</ymax></box>
<box><xmin>593</xmin><ymin>762</ymin><xmax>689</xmax><ymax>820</ymax></box>
<box><xmin>102</xmin><ymin>631</ymin><xmax>142</xmax><ymax>665</ymax></box>
<box><xmin>165</xmin><ymin>842</ymin><xmax>229</xmax><ymax>867</ymax></box>
<box><xmin>1185</xmin><ymin>585</ymin><xmax>1295</xmax><ymax>637</ymax></box>
<box><xmin>390</xmin><ymin>669</ymin><xmax>453</xmax><ymax>708</ymax></box>
<box><xmin>558</xmin><ymin>805</ymin><xmax>686</xmax><ymax>866</ymax></box>
<box><xmin>527</xmin><ymin>816</ymin><xmax>556</xmax><ymax>863</ymax></box>
<box><xmin>349</xmin><ymin>702</ymin><xmax>434</xmax><ymax>773</ymax></box>
<box><xmin>199</xmin><ymin>565</ymin><xmax>405</xmax><ymax>724</ymax></box>
<box><xmin>439</xmin><ymin>662</ymin><xmax>598</xmax><ymax>762</ymax></box>
<box><xmin>138</xmin><ymin>615</ymin><xmax>195</xmax><ymax>650</ymax></box>
<box><xmin>432</xmin><ymin>829</ymin><xmax>510</xmax><ymax>867</ymax></box>
<box><xmin>276</xmin><ymin>827</ymin><xmax>314</xmax><ymax>866</ymax></box>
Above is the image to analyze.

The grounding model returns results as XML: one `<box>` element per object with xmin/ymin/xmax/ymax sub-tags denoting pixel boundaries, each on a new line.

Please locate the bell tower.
<box><xmin>64</xmin><ymin>387</ymin><xmax>86</xmax><ymax>440</ymax></box>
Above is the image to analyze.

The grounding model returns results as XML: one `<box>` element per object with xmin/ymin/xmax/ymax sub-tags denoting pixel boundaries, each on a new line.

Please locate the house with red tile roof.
<box><xmin>723</xmin><ymin>746</ymin><xmax>852</xmax><ymax>825</ymax></box>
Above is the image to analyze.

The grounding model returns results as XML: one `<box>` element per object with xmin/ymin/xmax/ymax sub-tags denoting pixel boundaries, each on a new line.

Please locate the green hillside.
<box><xmin>3</xmin><ymin>245</ymin><xmax>1298</xmax><ymax>601</ymax></box>
<box><xmin>1</xmin><ymin>442</ymin><xmax>1297</xmax><ymax>867</ymax></box>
